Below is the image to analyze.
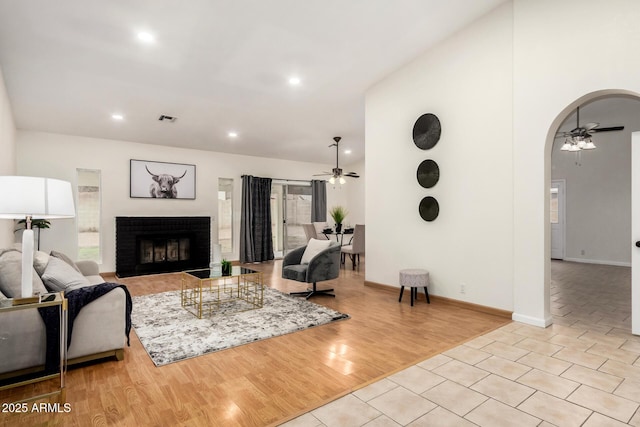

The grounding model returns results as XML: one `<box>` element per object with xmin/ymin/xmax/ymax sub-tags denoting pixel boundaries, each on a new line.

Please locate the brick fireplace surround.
<box><xmin>115</xmin><ymin>216</ymin><xmax>210</xmax><ymax>277</ymax></box>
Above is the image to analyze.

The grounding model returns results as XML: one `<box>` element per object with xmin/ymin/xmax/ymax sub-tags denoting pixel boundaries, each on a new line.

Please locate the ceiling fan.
<box><xmin>314</xmin><ymin>136</ymin><xmax>360</xmax><ymax>184</ymax></box>
<box><xmin>557</xmin><ymin>106</ymin><xmax>624</xmax><ymax>152</ymax></box>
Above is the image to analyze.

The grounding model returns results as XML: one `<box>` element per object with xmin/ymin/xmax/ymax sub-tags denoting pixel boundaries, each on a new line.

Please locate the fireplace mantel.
<box><xmin>115</xmin><ymin>216</ymin><xmax>210</xmax><ymax>277</ymax></box>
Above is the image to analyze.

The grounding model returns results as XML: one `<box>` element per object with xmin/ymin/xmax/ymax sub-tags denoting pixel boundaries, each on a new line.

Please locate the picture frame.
<box><xmin>130</xmin><ymin>159</ymin><xmax>196</xmax><ymax>199</ymax></box>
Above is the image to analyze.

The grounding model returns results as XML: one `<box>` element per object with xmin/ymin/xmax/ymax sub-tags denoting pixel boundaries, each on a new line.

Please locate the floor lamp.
<box><xmin>0</xmin><ymin>176</ymin><xmax>75</xmax><ymax>298</ymax></box>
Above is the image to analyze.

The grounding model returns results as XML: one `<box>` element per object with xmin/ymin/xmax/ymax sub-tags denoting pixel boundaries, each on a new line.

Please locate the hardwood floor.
<box><xmin>0</xmin><ymin>258</ymin><xmax>510</xmax><ymax>426</ymax></box>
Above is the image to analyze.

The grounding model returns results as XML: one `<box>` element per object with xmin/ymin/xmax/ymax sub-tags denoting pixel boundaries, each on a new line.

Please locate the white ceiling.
<box><xmin>0</xmin><ymin>0</ymin><xmax>506</xmax><ymax>165</ymax></box>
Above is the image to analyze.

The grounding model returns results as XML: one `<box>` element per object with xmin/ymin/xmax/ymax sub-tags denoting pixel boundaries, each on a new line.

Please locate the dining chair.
<box><xmin>302</xmin><ymin>223</ymin><xmax>317</xmax><ymax>242</ymax></box>
<box><xmin>312</xmin><ymin>222</ymin><xmax>329</xmax><ymax>239</ymax></box>
<box><xmin>341</xmin><ymin>224</ymin><xmax>365</xmax><ymax>269</ymax></box>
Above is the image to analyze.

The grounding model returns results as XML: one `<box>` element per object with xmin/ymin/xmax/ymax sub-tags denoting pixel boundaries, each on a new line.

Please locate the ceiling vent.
<box><xmin>158</xmin><ymin>114</ymin><xmax>177</xmax><ymax>122</ymax></box>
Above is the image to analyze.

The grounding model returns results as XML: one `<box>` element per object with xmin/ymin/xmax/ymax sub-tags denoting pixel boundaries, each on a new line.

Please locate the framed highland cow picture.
<box><xmin>130</xmin><ymin>159</ymin><xmax>196</xmax><ymax>199</ymax></box>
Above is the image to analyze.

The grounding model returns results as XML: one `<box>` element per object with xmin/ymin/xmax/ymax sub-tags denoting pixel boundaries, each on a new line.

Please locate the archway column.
<box><xmin>512</xmin><ymin>134</ymin><xmax>552</xmax><ymax>327</ymax></box>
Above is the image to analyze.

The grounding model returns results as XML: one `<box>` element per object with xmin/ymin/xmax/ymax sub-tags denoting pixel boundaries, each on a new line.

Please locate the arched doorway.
<box><xmin>544</xmin><ymin>90</ymin><xmax>640</xmax><ymax>335</ymax></box>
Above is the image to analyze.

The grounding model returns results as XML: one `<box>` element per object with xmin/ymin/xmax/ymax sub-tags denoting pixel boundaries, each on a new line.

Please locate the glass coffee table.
<box><xmin>181</xmin><ymin>266</ymin><xmax>263</xmax><ymax>319</ymax></box>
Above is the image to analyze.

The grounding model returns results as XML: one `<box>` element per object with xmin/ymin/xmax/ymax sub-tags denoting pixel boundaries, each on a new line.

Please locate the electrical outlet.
<box><xmin>460</xmin><ymin>283</ymin><xmax>466</xmax><ymax>294</ymax></box>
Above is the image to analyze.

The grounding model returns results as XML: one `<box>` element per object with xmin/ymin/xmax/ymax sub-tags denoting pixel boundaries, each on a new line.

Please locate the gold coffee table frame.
<box><xmin>181</xmin><ymin>266</ymin><xmax>263</xmax><ymax>318</ymax></box>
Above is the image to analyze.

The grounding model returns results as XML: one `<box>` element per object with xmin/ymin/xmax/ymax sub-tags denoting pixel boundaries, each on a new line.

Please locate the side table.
<box><xmin>0</xmin><ymin>292</ymin><xmax>68</xmax><ymax>403</ymax></box>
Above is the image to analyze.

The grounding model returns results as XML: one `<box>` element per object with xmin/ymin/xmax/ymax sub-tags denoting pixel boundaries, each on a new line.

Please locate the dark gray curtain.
<box><xmin>240</xmin><ymin>175</ymin><xmax>274</xmax><ymax>263</ymax></box>
<box><xmin>311</xmin><ymin>179</ymin><xmax>327</xmax><ymax>222</ymax></box>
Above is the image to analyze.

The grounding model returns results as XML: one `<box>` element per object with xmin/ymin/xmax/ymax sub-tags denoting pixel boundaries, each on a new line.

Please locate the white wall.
<box><xmin>345</xmin><ymin>158</ymin><xmax>365</xmax><ymax>226</ymax></box>
<box><xmin>16</xmin><ymin>131</ymin><xmax>346</xmax><ymax>272</ymax></box>
<box><xmin>513</xmin><ymin>0</ymin><xmax>640</xmax><ymax>326</ymax></box>
<box><xmin>0</xmin><ymin>68</ymin><xmax>16</xmax><ymax>247</ymax></box>
<box><xmin>365</xmin><ymin>0</ymin><xmax>640</xmax><ymax>324</ymax></box>
<box><xmin>551</xmin><ymin>98</ymin><xmax>640</xmax><ymax>267</ymax></box>
<box><xmin>365</xmin><ymin>2</ymin><xmax>514</xmax><ymax>310</ymax></box>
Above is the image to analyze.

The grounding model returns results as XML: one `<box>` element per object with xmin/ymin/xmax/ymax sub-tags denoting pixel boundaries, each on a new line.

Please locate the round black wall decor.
<box><xmin>419</xmin><ymin>196</ymin><xmax>439</xmax><ymax>222</ymax></box>
<box><xmin>413</xmin><ymin>113</ymin><xmax>441</xmax><ymax>150</ymax></box>
<box><xmin>417</xmin><ymin>159</ymin><xmax>440</xmax><ymax>188</ymax></box>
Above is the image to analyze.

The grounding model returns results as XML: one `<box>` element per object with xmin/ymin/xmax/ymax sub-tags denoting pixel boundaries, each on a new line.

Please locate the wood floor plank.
<box><xmin>0</xmin><ymin>257</ymin><xmax>510</xmax><ymax>426</ymax></box>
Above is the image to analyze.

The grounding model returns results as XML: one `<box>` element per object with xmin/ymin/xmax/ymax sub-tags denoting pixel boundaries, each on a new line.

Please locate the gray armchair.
<box><xmin>282</xmin><ymin>240</ymin><xmax>341</xmax><ymax>299</ymax></box>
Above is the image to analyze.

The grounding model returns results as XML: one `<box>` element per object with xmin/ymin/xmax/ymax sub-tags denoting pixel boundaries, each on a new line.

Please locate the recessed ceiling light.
<box><xmin>137</xmin><ymin>31</ymin><xmax>155</xmax><ymax>43</ymax></box>
<box><xmin>288</xmin><ymin>76</ymin><xmax>301</xmax><ymax>86</ymax></box>
<box><xmin>111</xmin><ymin>114</ymin><xmax>124</xmax><ymax>121</ymax></box>
<box><xmin>228</xmin><ymin>131</ymin><xmax>238</xmax><ymax>138</ymax></box>
<box><xmin>344</xmin><ymin>149</ymin><xmax>352</xmax><ymax>154</ymax></box>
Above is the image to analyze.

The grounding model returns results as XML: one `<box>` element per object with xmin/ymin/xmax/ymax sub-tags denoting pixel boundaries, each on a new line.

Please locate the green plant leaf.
<box><xmin>329</xmin><ymin>206</ymin><xmax>348</xmax><ymax>224</ymax></box>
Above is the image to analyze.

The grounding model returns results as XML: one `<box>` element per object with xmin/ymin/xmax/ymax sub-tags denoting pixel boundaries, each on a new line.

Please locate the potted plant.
<box><xmin>221</xmin><ymin>259</ymin><xmax>232</xmax><ymax>276</ymax></box>
<box><xmin>329</xmin><ymin>206</ymin><xmax>348</xmax><ymax>233</ymax></box>
<box><xmin>15</xmin><ymin>218</ymin><xmax>51</xmax><ymax>250</ymax></box>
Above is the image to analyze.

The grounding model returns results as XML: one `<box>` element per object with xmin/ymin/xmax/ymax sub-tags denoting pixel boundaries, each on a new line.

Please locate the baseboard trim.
<box><xmin>562</xmin><ymin>258</ymin><xmax>631</xmax><ymax>268</ymax></box>
<box><xmin>364</xmin><ymin>280</ymin><xmax>512</xmax><ymax>319</ymax></box>
<box><xmin>512</xmin><ymin>312</ymin><xmax>553</xmax><ymax>328</ymax></box>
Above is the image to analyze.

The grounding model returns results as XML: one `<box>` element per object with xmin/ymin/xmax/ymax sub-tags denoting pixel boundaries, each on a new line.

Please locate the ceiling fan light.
<box><xmin>568</xmin><ymin>144</ymin><xmax>581</xmax><ymax>152</ymax></box>
<box><xmin>339</xmin><ymin>177</ymin><xmax>346</xmax><ymax>185</ymax></box>
<box><xmin>583</xmin><ymin>141</ymin><xmax>596</xmax><ymax>150</ymax></box>
<box><xmin>329</xmin><ymin>177</ymin><xmax>335</xmax><ymax>185</ymax></box>
<box><xmin>560</xmin><ymin>142</ymin><xmax>572</xmax><ymax>151</ymax></box>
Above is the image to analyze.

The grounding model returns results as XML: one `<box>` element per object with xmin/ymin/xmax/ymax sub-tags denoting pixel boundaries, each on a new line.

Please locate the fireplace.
<box><xmin>116</xmin><ymin>216</ymin><xmax>210</xmax><ymax>277</ymax></box>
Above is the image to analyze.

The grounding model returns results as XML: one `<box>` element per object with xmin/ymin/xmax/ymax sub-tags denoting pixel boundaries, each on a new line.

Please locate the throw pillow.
<box><xmin>300</xmin><ymin>238</ymin><xmax>332</xmax><ymax>264</ymax></box>
<box><xmin>50</xmin><ymin>250</ymin><xmax>82</xmax><ymax>273</ymax></box>
<box><xmin>0</xmin><ymin>250</ymin><xmax>48</xmax><ymax>298</ymax></box>
<box><xmin>33</xmin><ymin>251</ymin><xmax>50</xmax><ymax>276</ymax></box>
<box><xmin>41</xmin><ymin>257</ymin><xmax>90</xmax><ymax>292</ymax></box>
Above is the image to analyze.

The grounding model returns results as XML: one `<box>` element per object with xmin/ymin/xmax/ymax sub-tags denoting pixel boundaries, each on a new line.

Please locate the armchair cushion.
<box><xmin>300</xmin><ymin>238</ymin><xmax>331</xmax><ymax>264</ymax></box>
<box><xmin>282</xmin><ymin>264</ymin><xmax>308</xmax><ymax>282</ymax></box>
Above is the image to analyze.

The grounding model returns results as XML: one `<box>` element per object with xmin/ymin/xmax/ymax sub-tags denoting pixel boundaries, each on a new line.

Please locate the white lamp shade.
<box><xmin>560</xmin><ymin>142</ymin><xmax>571</xmax><ymax>151</ymax></box>
<box><xmin>0</xmin><ymin>176</ymin><xmax>75</xmax><ymax>219</ymax></box>
<box><xmin>0</xmin><ymin>176</ymin><xmax>75</xmax><ymax>298</ymax></box>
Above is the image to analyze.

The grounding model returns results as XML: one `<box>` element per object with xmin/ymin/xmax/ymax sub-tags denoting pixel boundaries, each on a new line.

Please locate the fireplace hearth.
<box><xmin>116</xmin><ymin>216</ymin><xmax>210</xmax><ymax>277</ymax></box>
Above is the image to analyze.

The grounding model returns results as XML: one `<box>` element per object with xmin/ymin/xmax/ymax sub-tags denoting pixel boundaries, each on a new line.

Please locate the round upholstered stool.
<box><xmin>398</xmin><ymin>269</ymin><xmax>430</xmax><ymax>306</ymax></box>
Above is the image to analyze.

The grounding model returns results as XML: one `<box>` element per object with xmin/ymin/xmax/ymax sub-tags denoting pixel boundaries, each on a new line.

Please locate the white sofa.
<box><xmin>0</xmin><ymin>249</ymin><xmax>127</xmax><ymax>377</ymax></box>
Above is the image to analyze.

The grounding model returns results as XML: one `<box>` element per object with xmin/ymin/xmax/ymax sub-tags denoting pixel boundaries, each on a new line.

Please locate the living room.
<box><xmin>3</xmin><ymin>0</ymin><xmax>640</xmax><ymax>425</ymax></box>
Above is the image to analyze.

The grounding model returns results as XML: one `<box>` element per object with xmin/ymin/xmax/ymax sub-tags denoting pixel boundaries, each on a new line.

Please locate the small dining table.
<box><xmin>322</xmin><ymin>229</ymin><xmax>354</xmax><ymax>246</ymax></box>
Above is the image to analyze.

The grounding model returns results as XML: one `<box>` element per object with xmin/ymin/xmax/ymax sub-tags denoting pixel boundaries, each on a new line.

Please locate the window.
<box><xmin>270</xmin><ymin>181</ymin><xmax>312</xmax><ymax>257</ymax></box>
<box><xmin>218</xmin><ymin>178</ymin><xmax>234</xmax><ymax>254</ymax></box>
<box><xmin>76</xmin><ymin>169</ymin><xmax>101</xmax><ymax>262</ymax></box>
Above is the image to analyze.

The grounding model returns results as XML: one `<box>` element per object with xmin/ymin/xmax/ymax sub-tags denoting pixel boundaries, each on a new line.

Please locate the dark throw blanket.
<box><xmin>38</xmin><ymin>282</ymin><xmax>133</xmax><ymax>373</ymax></box>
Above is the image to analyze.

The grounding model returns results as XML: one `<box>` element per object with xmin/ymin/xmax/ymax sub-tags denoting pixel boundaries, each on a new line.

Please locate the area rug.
<box><xmin>131</xmin><ymin>287</ymin><xmax>349</xmax><ymax>366</ymax></box>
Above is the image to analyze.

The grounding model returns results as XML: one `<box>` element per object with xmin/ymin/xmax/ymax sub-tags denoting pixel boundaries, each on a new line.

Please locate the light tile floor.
<box><xmin>281</xmin><ymin>261</ymin><xmax>640</xmax><ymax>426</ymax></box>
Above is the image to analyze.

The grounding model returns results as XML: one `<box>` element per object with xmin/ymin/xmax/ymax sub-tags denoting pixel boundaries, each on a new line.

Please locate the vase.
<box><xmin>222</xmin><ymin>264</ymin><xmax>231</xmax><ymax>276</ymax></box>
<box><xmin>335</xmin><ymin>223</ymin><xmax>342</xmax><ymax>233</ymax></box>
